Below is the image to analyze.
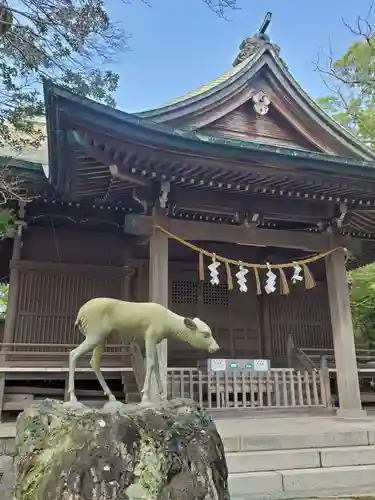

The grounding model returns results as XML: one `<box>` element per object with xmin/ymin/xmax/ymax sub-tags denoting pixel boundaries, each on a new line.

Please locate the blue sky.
<box><xmin>106</xmin><ymin>0</ymin><xmax>374</xmax><ymax>113</ymax></box>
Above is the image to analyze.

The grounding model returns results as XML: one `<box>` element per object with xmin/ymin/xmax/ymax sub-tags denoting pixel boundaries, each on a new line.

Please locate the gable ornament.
<box><xmin>252</xmin><ymin>91</ymin><xmax>271</xmax><ymax>116</ymax></box>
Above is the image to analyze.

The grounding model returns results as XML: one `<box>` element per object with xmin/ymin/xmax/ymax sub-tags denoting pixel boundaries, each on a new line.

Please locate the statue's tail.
<box><xmin>75</xmin><ymin>308</ymin><xmax>88</xmax><ymax>337</ymax></box>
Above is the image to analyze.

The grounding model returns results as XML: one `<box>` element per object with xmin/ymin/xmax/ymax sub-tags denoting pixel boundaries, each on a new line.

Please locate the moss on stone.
<box><xmin>14</xmin><ymin>398</ymin><xmax>230</xmax><ymax>500</ymax></box>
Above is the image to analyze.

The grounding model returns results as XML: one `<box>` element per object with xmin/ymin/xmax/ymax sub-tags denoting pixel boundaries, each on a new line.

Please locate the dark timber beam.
<box><xmin>108</xmin><ymin>164</ymin><xmax>150</xmax><ymax>188</ymax></box>
<box><xmin>124</xmin><ymin>214</ymin><xmax>351</xmax><ymax>252</ymax></box>
<box><xmin>67</xmin><ymin>130</ymin><xmax>150</xmax><ymax>187</ymax></box>
<box><xmin>169</xmin><ymin>186</ymin><xmax>334</xmax><ymax>222</ymax></box>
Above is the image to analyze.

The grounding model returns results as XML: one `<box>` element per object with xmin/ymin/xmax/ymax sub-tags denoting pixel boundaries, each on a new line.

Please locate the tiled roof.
<box><xmin>161</xmin><ymin>55</ymin><xmax>252</xmax><ymax>107</ymax></box>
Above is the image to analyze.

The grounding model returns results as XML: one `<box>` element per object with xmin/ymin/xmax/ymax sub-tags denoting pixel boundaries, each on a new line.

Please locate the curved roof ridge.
<box><xmin>137</xmin><ymin>51</ymin><xmax>260</xmax><ymax>118</ymax></box>
<box><xmin>162</xmin><ymin>55</ymin><xmax>252</xmax><ymax>107</ymax></box>
<box><xmin>267</xmin><ymin>46</ymin><xmax>375</xmax><ymax>160</ymax></box>
<box><xmin>136</xmin><ymin>41</ymin><xmax>375</xmax><ymax>161</ymax></box>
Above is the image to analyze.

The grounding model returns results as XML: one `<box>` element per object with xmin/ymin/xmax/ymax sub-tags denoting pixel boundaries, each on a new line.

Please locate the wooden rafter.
<box><xmin>124</xmin><ymin>214</ymin><xmax>352</xmax><ymax>252</ymax></box>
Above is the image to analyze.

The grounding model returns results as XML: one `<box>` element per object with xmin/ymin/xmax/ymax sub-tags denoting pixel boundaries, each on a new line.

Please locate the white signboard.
<box><xmin>253</xmin><ymin>359</ymin><xmax>270</xmax><ymax>372</ymax></box>
<box><xmin>210</xmin><ymin>359</ymin><xmax>227</xmax><ymax>372</ymax></box>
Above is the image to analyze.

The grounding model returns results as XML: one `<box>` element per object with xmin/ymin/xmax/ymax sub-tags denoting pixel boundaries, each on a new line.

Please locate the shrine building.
<box><xmin>1</xmin><ymin>15</ymin><xmax>375</xmax><ymax>418</ymax></box>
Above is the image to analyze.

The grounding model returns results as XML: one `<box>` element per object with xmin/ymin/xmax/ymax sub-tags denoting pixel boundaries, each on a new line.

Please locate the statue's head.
<box><xmin>183</xmin><ymin>317</ymin><xmax>220</xmax><ymax>353</ymax></box>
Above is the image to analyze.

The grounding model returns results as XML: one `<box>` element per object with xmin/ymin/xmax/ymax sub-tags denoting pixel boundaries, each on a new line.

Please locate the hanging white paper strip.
<box><xmin>236</xmin><ymin>263</ymin><xmax>249</xmax><ymax>292</ymax></box>
<box><xmin>265</xmin><ymin>263</ymin><xmax>277</xmax><ymax>294</ymax></box>
<box><xmin>291</xmin><ymin>263</ymin><xmax>303</xmax><ymax>284</ymax></box>
<box><xmin>208</xmin><ymin>256</ymin><xmax>221</xmax><ymax>286</ymax></box>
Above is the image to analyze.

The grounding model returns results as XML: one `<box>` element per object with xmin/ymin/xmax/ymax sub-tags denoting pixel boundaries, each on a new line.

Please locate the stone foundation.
<box><xmin>13</xmin><ymin>399</ymin><xmax>230</xmax><ymax>500</ymax></box>
<box><xmin>0</xmin><ymin>437</ymin><xmax>15</xmax><ymax>500</ymax></box>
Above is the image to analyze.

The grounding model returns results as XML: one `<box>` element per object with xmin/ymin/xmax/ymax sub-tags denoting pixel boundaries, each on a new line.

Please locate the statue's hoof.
<box><xmin>63</xmin><ymin>400</ymin><xmax>86</xmax><ymax>410</ymax></box>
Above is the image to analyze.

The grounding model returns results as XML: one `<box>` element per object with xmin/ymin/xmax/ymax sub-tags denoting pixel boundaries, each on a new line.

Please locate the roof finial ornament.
<box><xmin>233</xmin><ymin>11</ymin><xmax>278</xmax><ymax>67</ymax></box>
<box><xmin>258</xmin><ymin>12</ymin><xmax>272</xmax><ymax>37</ymax></box>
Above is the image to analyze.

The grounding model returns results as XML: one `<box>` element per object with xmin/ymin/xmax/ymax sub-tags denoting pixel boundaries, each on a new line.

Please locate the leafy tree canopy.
<box><xmin>0</xmin><ymin>282</ymin><xmax>8</xmax><ymax>319</ymax></box>
<box><xmin>316</xmin><ymin>13</ymin><xmax>375</xmax><ymax>148</ymax></box>
<box><xmin>0</xmin><ymin>0</ymin><xmax>239</xmax><ymax>237</ymax></box>
<box><xmin>0</xmin><ymin>0</ymin><xmax>239</xmax><ymax>152</ymax></box>
<box><xmin>350</xmin><ymin>263</ymin><xmax>375</xmax><ymax>348</ymax></box>
<box><xmin>0</xmin><ymin>0</ymin><xmax>127</xmax><ymax>152</ymax></box>
<box><xmin>316</xmin><ymin>13</ymin><xmax>375</xmax><ymax>346</ymax></box>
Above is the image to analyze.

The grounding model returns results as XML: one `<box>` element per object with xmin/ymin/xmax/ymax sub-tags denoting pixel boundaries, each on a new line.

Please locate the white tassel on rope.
<box><xmin>208</xmin><ymin>254</ymin><xmax>221</xmax><ymax>286</ymax></box>
<box><xmin>291</xmin><ymin>262</ymin><xmax>303</xmax><ymax>284</ymax></box>
<box><xmin>236</xmin><ymin>261</ymin><xmax>248</xmax><ymax>292</ymax></box>
<box><xmin>265</xmin><ymin>262</ymin><xmax>277</xmax><ymax>294</ymax></box>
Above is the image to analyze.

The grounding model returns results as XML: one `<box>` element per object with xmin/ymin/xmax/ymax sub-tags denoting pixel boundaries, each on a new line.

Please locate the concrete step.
<box><xmin>229</xmin><ymin>464</ymin><xmax>375</xmax><ymax>499</ymax></box>
<box><xmin>226</xmin><ymin>449</ymin><xmax>319</xmax><ymax>473</ymax></box>
<box><xmin>126</xmin><ymin>392</ymin><xmax>141</xmax><ymax>403</ymax></box>
<box><xmin>226</xmin><ymin>445</ymin><xmax>375</xmax><ymax>473</ymax></box>
<box><xmin>221</xmin><ymin>428</ymin><xmax>370</xmax><ymax>452</ymax></box>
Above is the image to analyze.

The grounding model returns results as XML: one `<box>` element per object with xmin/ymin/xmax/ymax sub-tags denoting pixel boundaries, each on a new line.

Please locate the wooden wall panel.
<box><xmin>265</xmin><ymin>284</ymin><xmax>333</xmax><ymax>365</ymax></box>
<box><xmin>169</xmin><ymin>266</ymin><xmax>200</xmax><ymax>364</ymax></box>
<box><xmin>131</xmin><ymin>261</ymin><xmax>262</xmax><ymax>367</ymax></box>
<box><xmin>21</xmin><ymin>227</ymin><xmax>125</xmax><ymax>266</ymax></box>
<box><xmin>14</xmin><ymin>263</ymin><xmax>129</xmax><ymax>346</ymax></box>
<box><xmin>201</xmin><ymin>102</ymin><xmax>318</xmax><ymax>151</ymax></box>
<box><xmin>133</xmin><ymin>259</ymin><xmax>334</xmax><ymax>368</ymax></box>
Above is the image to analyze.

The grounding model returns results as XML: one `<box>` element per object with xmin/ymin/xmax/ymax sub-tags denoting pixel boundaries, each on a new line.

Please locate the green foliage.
<box><xmin>317</xmin><ymin>33</ymin><xmax>375</xmax><ymax>148</ymax></box>
<box><xmin>0</xmin><ymin>0</ymin><xmax>240</xmax><ymax>152</ymax></box>
<box><xmin>318</xmin><ymin>24</ymin><xmax>375</xmax><ymax>344</ymax></box>
<box><xmin>0</xmin><ymin>207</ymin><xmax>15</xmax><ymax>237</ymax></box>
<box><xmin>350</xmin><ymin>263</ymin><xmax>375</xmax><ymax>347</ymax></box>
<box><xmin>0</xmin><ymin>282</ymin><xmax>9</xmax><ymax>318</ymax></box>
<box><xmin>0</xmin><ymin>0</ymin><xmax>127</xmax><ymax>151</ymax></box>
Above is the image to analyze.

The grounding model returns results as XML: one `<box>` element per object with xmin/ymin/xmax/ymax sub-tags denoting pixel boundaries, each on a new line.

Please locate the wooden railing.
<box><xmin>300</xmin><ymin>347</ymin><xmax>375</xmax><ymax>372</ymax></box>
<box><xmin>0</xmin><ymin>342</ymin><xmax>132</xmax><ymax>368</ymax></box>
<box><xmin>0</xmin><ymin>343</ymin><xmax>331</xmax><ymax>411</ymax></box>
<box><xmin>299</xmin><ymin>348</ymin><xmax>335</xmax><ymax>369</ymax></box>
<box><xmin>167</xmin><ymin>368</ymin><xmax>332</xmax><ymax>409</ymax></box>
<box><xmin>286</xmin><ymin>335</ymin><xmax>317</xmax><ymax>371</ymax></box>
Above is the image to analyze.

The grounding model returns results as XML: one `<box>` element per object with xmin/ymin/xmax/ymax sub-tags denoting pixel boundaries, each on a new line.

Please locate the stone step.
<box><xmin>321</xmin><ymin>444</ymin><xmax>375</xmax><ymax>467</ymax></box>
<box><xmin>226</xmin><ymin>449</ymin><xmax>319</xmax><ymax>473</ymax></box>
<box><xmin>221</xmin><ymin>428</ymin><xmax>370</xmax><ymax>452</ymax></box>
<box><xmin>126</xmin><ymin>392</ymin><xmax>141</xmax><ymax>403</ymax></box>
<box><xmin>226</xmin><ymin>445</ymin><xmax>375</xmax><ymax>473</ymax></box>
<box><xmin>229</xmin><ymin>464</ymin><xmax>375</xmax><ymax>499</ymax></box>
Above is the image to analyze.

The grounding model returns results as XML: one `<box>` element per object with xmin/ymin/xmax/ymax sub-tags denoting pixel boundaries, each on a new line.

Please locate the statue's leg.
<box><xmin>153</xmin><ymin>348</ymin><xmax>166</xmax><ymax>400</ymax></box>
<box><xmin>68</xmin><ymin>337</ymin><xmax>100</xmax><ymax>404</ymax></box>
<box><xmin>141</xmin><ymin>333</ymin><xmax>156</xmax><ymax>404</ymax></box>
<box><xmin>90</xmin><ymin>342</ymin><xmax>116</xmax><ymax>402</ymax></box>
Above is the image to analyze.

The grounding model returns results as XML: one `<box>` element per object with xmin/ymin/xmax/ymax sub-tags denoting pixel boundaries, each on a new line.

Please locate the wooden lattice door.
<box><xmin>169</xmin><ymin>264</ymin><xmax>261</xmax><ymax>365</ymax></box>
<box><xmin>169</xmin><ymin>267</ymin><xmax>199</xmax><ymax>366</ymax></box>
<box><xmin>266</xmin><ymin>284</ymin><xmax>333</xmax><ymax>361</ymax></box>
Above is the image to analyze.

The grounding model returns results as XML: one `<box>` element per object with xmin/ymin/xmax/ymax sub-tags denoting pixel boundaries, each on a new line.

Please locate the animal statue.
<box><xmin>68</xmin><ymin>298</ymin><xmax>220</xmax><ymax>405</ymax></box>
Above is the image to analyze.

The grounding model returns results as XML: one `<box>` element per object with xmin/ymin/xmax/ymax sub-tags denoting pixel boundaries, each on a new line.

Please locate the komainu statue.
<box><xmin>68</xmin><ymin>298</ymin><xmax>220</xmax><ymax>405</ymax></box>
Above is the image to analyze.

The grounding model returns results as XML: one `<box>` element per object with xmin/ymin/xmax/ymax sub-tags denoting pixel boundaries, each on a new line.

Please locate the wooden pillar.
<box><xmin>148</xmin><ymin>208</ymin><xmax>169</xmax><ymax>400</ymax></box>
<box><xmin>3</xmin><ymin>219</ymin><xmax>23</xmax><ymax>347</ymax></box>
<box><xmin>260</xmin><ymin>296</ymin><xmax>271</xmax><ymax>360</ymax></box>
<box><xmin>0</xmin><ymin>202</ymin><xmax>25</xmax><ymax>420</ymax></box>
<box><xmin>326</xmin><ymin>249</ymin><xmax>365</xmax><ymax>417</ymax></box>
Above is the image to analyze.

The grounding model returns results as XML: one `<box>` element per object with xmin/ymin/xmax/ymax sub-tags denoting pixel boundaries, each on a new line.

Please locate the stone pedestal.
<box><xmin>14</xmin><ymin>399</ymin><xmax>230</xmax><ymax>500</ymax></box>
